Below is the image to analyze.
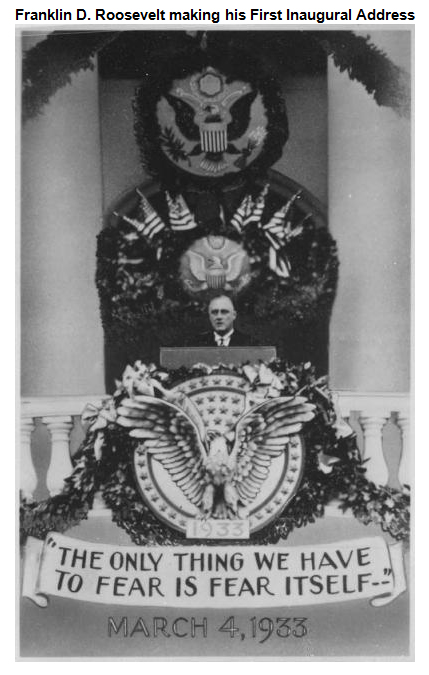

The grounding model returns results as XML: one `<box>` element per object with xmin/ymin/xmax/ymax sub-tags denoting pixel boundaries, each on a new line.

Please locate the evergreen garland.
<box><xmin>21</xmin><ymin>30</ymin><xmax>410</xmax><ymax>123</ymax></box>
<box><xmin>22</xmin><ymin>31</ymin><xmax>120</xmax><ymax>122</ymax></box>
<box><xmin>20</xmin><ymin>361</ymin><xmax>410</xmax><ymax>547</ymax></box>
<box><xmin>313</xmin><ymin>31</ymin><xmax>410</xmax><ymax>116</ymax></box>
<box><xmin>132</xmin><ymin>41</ymin><xmax>289</xmax><ymax>190</ymax></box>
<box><xmin>96</xmin><ymin>187</ymin><xmax>338</xmax><ymax>336</ymax></box>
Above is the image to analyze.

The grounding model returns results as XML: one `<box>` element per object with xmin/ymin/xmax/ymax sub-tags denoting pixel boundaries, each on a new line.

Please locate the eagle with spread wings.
<box><xmin>117</xmin><ymin>392</ymin><xmax>316</xmax><ymax>519</ymax></box>
<box><xmin>186</xmin><ymin>249</ymin><xmax>247</xmax><ymax>290</ymax></box>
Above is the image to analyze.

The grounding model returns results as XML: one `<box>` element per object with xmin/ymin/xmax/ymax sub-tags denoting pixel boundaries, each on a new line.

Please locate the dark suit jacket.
<box><xmin>186</xmin><ymin>329</ymin><xmax>253</xmax><ymax>347</ymax></box>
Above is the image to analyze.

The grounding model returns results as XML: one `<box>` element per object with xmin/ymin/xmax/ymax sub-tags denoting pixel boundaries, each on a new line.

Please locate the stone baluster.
<box><xmin>359</xmin><ymin>414</ymin><xmax>390</xmax><ymax>485</ymax></box>
<box><xmin>397</xmin><ymin>412</ymin><xmax>411</xmax><ymax>487</ymax></box>
<box><xmin>42</xmin><ymin>416</ymin><xmax>74</xmax><ymax>496</ymax></box>
<box><xmin>20</xmin><ymin>417</ymin><xmax>37</xmax><ymax>500</ymax></box>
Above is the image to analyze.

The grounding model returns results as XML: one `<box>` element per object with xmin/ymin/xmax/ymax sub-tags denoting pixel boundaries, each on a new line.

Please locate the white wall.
<box><xmin>328</xmin><ymin>31</ymin><xmax>411</xmax><ymax>392</ymax></box>
<box><xmin>21</xmin><ymin>63</ymin><xmax>105</xmax><ymax>396</ymax></box>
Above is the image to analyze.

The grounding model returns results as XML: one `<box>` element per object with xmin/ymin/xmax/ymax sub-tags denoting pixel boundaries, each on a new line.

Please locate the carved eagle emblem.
<box><xmin>187</xmin><ymin>249</ymin><xmax>247</xmax><ymax>290</ymax></box>
<box><xmin>180</xmin><ymin>235</ymin><xmax>251</xmax><ymax>293</ymax></box>
<box><xmin>117</xmin><ymin>393</ymin><xmax>315</xmax><ymax>519</ymax></box>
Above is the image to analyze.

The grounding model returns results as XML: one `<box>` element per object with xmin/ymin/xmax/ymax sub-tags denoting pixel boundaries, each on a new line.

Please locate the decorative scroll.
<box><xmin>23</xmin><ymin>533</ymin><xmax>406</xmax><ymax>609</ymax></box>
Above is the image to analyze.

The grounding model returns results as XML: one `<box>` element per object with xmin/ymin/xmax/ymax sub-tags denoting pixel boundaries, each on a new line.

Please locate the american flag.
<box><xmin>114</xmin><ymin>190</ymin><xmax>166</xmax><ymax>241</ymax></box>
<box><xmin>230</xmin><ymin>184</ymin><xmax>269</xmax><ymax>232</ymax></box>
<box><xmin>136</xmin><ymin>189</ymin><xmax>166</xmax><ymax>239</ymax></box>
<box><xmin>166</xmin><ymin>192</ymin><xmax>198</xmax><ymax>231</ymax></box>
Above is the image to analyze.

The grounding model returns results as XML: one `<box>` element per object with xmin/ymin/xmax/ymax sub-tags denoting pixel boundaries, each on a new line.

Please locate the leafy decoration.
<box><xmin>20</xmin><ymin>360</ymin><xmax>410</xmax><ymax>547</ymax></box>
<box><xmin>313</xmin><ymin>31</ymin><xmax>410</xmax><ymax>117</ymax></box>
<box><xmin>21</xmin><ymin>31</ymin><xmax>410</xmax><ymax>124</ymax></box>
<box><xmin>22</xmin><ymin>31</ymin><xmax>120</xmax><ymax>123</ymax></box>
<box><xmin>96</xmin><ymin>186</ymin><xmax>338</xmax><ymax>334</ymax></box>
<box><xmin>159</xmin><ymin>127</ymin><xmax>190</xmax><ymax>164</ymax></box>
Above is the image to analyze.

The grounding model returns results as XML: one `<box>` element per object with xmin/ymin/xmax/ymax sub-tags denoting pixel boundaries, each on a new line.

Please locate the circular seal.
<box><xmin>133</xmin><ymin>373</ymin><xmax>305</xmax><ymax>536</ymax></box>
<box><xmin>179</xmin><ymin>236</ymin><xmax>252</xmax><ymax>294</ymax></box>
<box><xmin>155</xmin><ymin>67</ymin><xmax>269</xmax><ymax>178</ymax></box>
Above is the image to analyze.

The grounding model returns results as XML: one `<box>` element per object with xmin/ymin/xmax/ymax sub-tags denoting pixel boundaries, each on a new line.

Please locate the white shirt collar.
<box><xmin>214</xmin><ymin>328</ymin><xmax>234</xmax><ymax>345</ymax></box>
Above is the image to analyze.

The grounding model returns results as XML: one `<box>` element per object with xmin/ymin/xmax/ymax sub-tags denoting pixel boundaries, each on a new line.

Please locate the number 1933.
<box><xmin>218</xmin><ymin>616</ymin><xmax>308</xmax><ymax>643</ymax></box>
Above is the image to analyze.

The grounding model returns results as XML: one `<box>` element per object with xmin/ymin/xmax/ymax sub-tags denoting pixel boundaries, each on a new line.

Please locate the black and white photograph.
<box><xmin>18</xmin><ymin>22</ymin><xmax>412</xmax><ymax>659</ymax></box>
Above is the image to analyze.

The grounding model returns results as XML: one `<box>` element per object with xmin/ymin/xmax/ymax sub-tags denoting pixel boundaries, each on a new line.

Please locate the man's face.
<box><xmin>208</xmin><ymin>297</ymin><xmax>236</xmax><ymax>334</ymax></box>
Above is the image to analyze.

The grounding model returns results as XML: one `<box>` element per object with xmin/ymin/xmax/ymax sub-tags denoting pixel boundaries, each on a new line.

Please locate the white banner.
<box><xmin>22</xmin><ymin>533</ymin><xmax>406</xmax><ymax>608</ymax></box>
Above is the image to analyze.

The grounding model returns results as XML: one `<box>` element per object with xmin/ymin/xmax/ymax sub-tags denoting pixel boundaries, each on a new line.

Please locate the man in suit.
<box><xmin>189</xmin><ymin>294</ymin><xmax>252</xmax><ymax>346</ymax></box>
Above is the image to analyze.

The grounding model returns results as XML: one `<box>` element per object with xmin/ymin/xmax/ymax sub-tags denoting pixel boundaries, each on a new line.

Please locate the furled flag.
<box><xmin>262</xmin><ymin>191</ymin><xmax>307</xmax><ymax>279</ymax></box>
<box><xmin>230</xmin><ymin>184</ymin><xmax>269</xmax><ymax>232</ymax></box>
<box><xmin>262</xmin><ymin>190</ymin><xmax>302</xmax><ymax>248</ymax></box>
<box><xmin>268</xmin><ymin>246</ymin><xmax>291</xmax><ymax>278</ymax></box>
<box><xmin>114</xmin><ymin>189</ymin><xmax>166</xmax><ymax>240</ymax></box>
<box><xmin>166</xmin><ymin>192</ymin><xmax>198</xmax><ymax>231</ymax></box>
<box><xmin>136</xmin><ymin>188</ymin><xmax>166</xmax><ymax>238</ymax></box>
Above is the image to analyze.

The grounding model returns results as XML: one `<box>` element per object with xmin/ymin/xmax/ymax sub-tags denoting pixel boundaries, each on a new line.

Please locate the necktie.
<box><xmin>219</xmin><ymin>337</ymin><xmax>224</xmax><ymax>346</ymax></box>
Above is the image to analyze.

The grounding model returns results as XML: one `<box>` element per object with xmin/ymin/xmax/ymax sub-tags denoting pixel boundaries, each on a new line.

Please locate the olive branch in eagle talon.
<box><xmin>116</xmin><ymin>393</ymin><xmax>316</xmax><ymax>520</ymax></box>
<box><xmin>159</xmin><ymin>126</ymin><xmax>190</xmax><ymax>164</ymax></box>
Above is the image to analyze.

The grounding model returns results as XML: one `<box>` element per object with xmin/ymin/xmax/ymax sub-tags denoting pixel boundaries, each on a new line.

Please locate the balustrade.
<box><xmin>19</xmin><ymin>392</ymin><xmax>411</xmax><ymax>513</ymax></box>
<box><xmin>20</xmin><ymin>395</ymin><xmax>103</xmax><ymax>501</ymax></box>
<box><xmin>20</xmin><ymin>417</ymin><xmax>37</xmax><ymax>501</ymax></box>
<box><xmin>397</xmin><ymin>413</ymin><xmax>411</xmax><ymax>486</ymax></box>
<box><xmin>42</xmin><ymin>416</ymin><xmax>74</xmax><ymax>496</ymax></box>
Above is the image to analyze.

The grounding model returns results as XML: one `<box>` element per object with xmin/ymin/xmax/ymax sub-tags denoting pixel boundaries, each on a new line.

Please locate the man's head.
<box><xmin>208</xmin><ymin>295</ymin><xmax>237</xmax><ymax>335</ymax></box>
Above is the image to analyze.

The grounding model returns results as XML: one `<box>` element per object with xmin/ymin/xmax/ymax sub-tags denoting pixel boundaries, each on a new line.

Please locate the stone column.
<box><xmin>43</xmin><ymin>416</ymin><xmax>74</xmax><ymax>496</ymax></box>
<box><xmin>328</xmin><ymin>32</ymin><xmax>411</xmax><ymax>393</ymax></box>
<box><xmin>20</xmin><ymin>417</ymin><xmax>37</xmax><ymax>500</ymax></box>
<box><xmin>397</xmin><ymin>412</ymin><xmax>411</xmax><ymax>487</ymax></box>
<box><xmin>21</xmin><ymin>48</ymin><xmax>105</xmax><ymax>398</ymax></box>
<box><xmin>359</xmin><ymin>414</ymin><xmax>390</xmax><ymax>485</ymax></box>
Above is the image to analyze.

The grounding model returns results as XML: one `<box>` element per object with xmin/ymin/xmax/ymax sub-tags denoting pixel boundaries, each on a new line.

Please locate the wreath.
<box><xmin>20</xmin><ymin>360</ymin><xmax>410</xmax><ymax>547</ymax></box>
<box><xmin>96</xmin><ymin>184</ymin><xmax>338</xmax><ymax>335</ymax></box>
<box><xmin>132</xmin><ymin>40</ymin><xmax>289</xmax><ymax>191</ymax></box>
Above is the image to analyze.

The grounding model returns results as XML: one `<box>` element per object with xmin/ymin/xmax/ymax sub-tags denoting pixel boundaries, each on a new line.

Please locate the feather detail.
<box><xmin>232</xmin><ymin>394</ymin><xmax>315</xmax><ymax>501</ymax></box>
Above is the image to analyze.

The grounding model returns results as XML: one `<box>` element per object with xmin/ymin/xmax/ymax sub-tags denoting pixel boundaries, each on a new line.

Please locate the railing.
<box><xmin>20</xmin><ymin>393</ymin><xmax>411</xmax><ymax>511</ymax></box>
<box><xmin>20</xmin><ymin>395</ymin><xmax>103</xmax><ymax>501</ymax></box>
<box><xmin>337</xmin><ymin>392</ymin><xmax>411</xmax><ymax>488</ymax></box>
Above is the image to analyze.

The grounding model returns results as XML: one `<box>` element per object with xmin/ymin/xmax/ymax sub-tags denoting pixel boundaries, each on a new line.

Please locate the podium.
<box><xmin>160</xmin><ymin>346</ymin><xmax>277</xmax><ymax>369</ymax></box>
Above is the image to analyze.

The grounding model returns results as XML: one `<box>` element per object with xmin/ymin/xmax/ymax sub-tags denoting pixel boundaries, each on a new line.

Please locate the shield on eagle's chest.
<box><xmin>133</xmin><ymin>373</ymin><xmax>305</xmax><ymax>536</ymax></box>
<box><xmin>155</xmin><ymin>67</ymin><xmax>269</xmax><ymax>178</ymax></box>
<box><xmin>179</xmin><ymin>236</ymin><xmax>252</xmax><ymax>295</ymax></box>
